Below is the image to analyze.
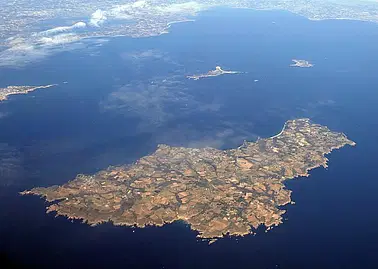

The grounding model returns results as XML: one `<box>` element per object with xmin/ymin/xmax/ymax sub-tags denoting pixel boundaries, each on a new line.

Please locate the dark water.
<box><xmin>1</xmin><ymin>8</ymin><xmax>378</xmax><ymax>269</ymax></box>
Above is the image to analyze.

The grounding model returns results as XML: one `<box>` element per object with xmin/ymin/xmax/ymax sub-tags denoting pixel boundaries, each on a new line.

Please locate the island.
<box><xmin>187</xmin><ymin>66</ymin><xmax>241</xmax><ymax>80</ymax></box>
<box><xmin>0</xmin><ymin>85</ymin><xmax>57</xmax><ymax>101</ymax></box>
<box><xmin>290</xmin><ymin>59</ymin><xmax>314</xmax><ymax>68</ymax></box>
<box><xmin>21</xmin><ymin>119</ymin><xmax>355</xmax><ymax>242</ymax></box>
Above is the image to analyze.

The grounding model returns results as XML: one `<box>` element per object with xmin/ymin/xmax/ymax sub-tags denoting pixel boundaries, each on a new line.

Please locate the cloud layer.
<box><xmin>0</xmin><ymin>1</ymin><xmax>208</xmax><ymax>67</ymax></box>
<box><xmin>90</xmin><ymin>9</ymin><xmax>108</xmax><ymax>27</ymax></box>
<box><xmin>108</xmin><ymin>1</ymin><xmax>205</xmax><ymax>19</ymax></box>
<box><xmin>39</xmin><ymin>22</ymin><xmax>87</xmax><ymax>36</ymax></box>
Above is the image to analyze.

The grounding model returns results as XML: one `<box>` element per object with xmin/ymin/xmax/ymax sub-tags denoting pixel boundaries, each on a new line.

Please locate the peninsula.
<box><xmin>22</xmin><ymin>119</ymin><xmax>355</xmax><ymax>242</ymax></box>
<box><xmin>0</xmin><ymin>85</ymin><xmax>57</xmax><ymax>101</ymax></box>
<box><xmin>187</xmin><ymin>66</ymin><xmax>241</xmax><ymax>80</ymax></box>
<box><xmin>290</xmin><ymin>59</ymin><xmax>314</xmax><ymax>68</ymax></box>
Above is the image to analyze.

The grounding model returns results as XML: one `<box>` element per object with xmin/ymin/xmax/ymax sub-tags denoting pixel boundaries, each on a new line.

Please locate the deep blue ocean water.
<box><xmin>1</xmin><ymin>8</ymin><xmax>378</xmax><ymax>269</ymax></box>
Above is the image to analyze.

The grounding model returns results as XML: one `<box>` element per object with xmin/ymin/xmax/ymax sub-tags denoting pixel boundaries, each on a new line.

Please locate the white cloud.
<box><xmin>109</xmin><ymin>4</ymin><xmax>137</xmax><ymax>19</ymax></box>
<box><xmin>40</xmin><ymin>22</ymin><xmax>87</xmax><ymax>36</ymax></box>
<box><xmin>0</xmin><ymin>20</ymin><xmax>90</xmax><ymax>67</ymax></box>
<box><xmin>90</xmin><ymin>9</ymin><xmax>107</xmax><ymax>27</ymax></box>
<box><xmin>0</xmin><ymin>33</ymin><xmax>84</xmax><ymax>67</ymax></box>
<box><xmin>0</xmin><ymin>1</ymin><xmax>209</xmax><ymax>67</ymax></box>
<box><xmin>155</xmin><ymin>2</ymin><xmax>205</xmax><ymax>14</ymax></box>
<box><xmin>0</xmin><ymin>44</ymin><xmax>46</xmax><ymax>67</ymax></box>
<box><xmin>38</xmin><ymin>33</ymin><xmax>82</xmax><ymax>46</ymax></box>
<box><xmin>108</xmin><ymin>1</ymin><xmax>205</xmax><ymax>20</ymax></box>
<box><xmin>132</xmin><ymin>0</ymin><xmax>148</xmax><ymax>8</ymax></box>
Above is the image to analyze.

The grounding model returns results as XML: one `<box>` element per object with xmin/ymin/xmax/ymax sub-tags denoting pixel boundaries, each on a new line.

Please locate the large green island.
<box><xmin>22</xmin><ymin>119</ymin><xmax>355</xmax><ymax>242</ymax></box>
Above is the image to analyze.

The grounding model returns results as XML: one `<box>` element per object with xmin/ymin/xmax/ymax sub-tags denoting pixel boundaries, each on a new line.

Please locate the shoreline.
<box><xmin>0</xmin><ymin>84</ymin><xmax>57</xmax><ymax>101</ymax></box>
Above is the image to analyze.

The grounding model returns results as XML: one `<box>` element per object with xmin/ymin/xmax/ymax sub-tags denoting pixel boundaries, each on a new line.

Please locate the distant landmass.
<box><xmin>22</xmin><ymin>119</ymin><xmax>355</xmax><ymax>242</ymax></box>
<box><xmin>187</xmin><ymin>66</ymin><xmax>241</xmax><ymax>80</ymax></box>
<box><xmin>0</xmin><ymin>85</ymin><xmax>57</xmax><ymax>101</ymax></box>
<box><xmin>290</xmin><ymin>59</ymin><xmax>314</xmax><ymax>68</ymax></box>
<box><xmin>2</xmin><ymin>0</ymin><xmax>378</xmax><ymax>67</ymax></box>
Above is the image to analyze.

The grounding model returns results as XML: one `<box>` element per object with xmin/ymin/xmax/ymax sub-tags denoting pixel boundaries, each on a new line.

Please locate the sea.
<box><xmin>0</xmin><ymin>8</ymin><xmax>377</xmax><ymax>269</ymax></box>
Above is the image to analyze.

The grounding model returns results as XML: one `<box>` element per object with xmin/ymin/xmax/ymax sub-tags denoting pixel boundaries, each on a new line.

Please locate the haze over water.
<box><xmin>1</xmin><ymin>8</ymin><xmax>378</xmax><ymax>269</ymax></box>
